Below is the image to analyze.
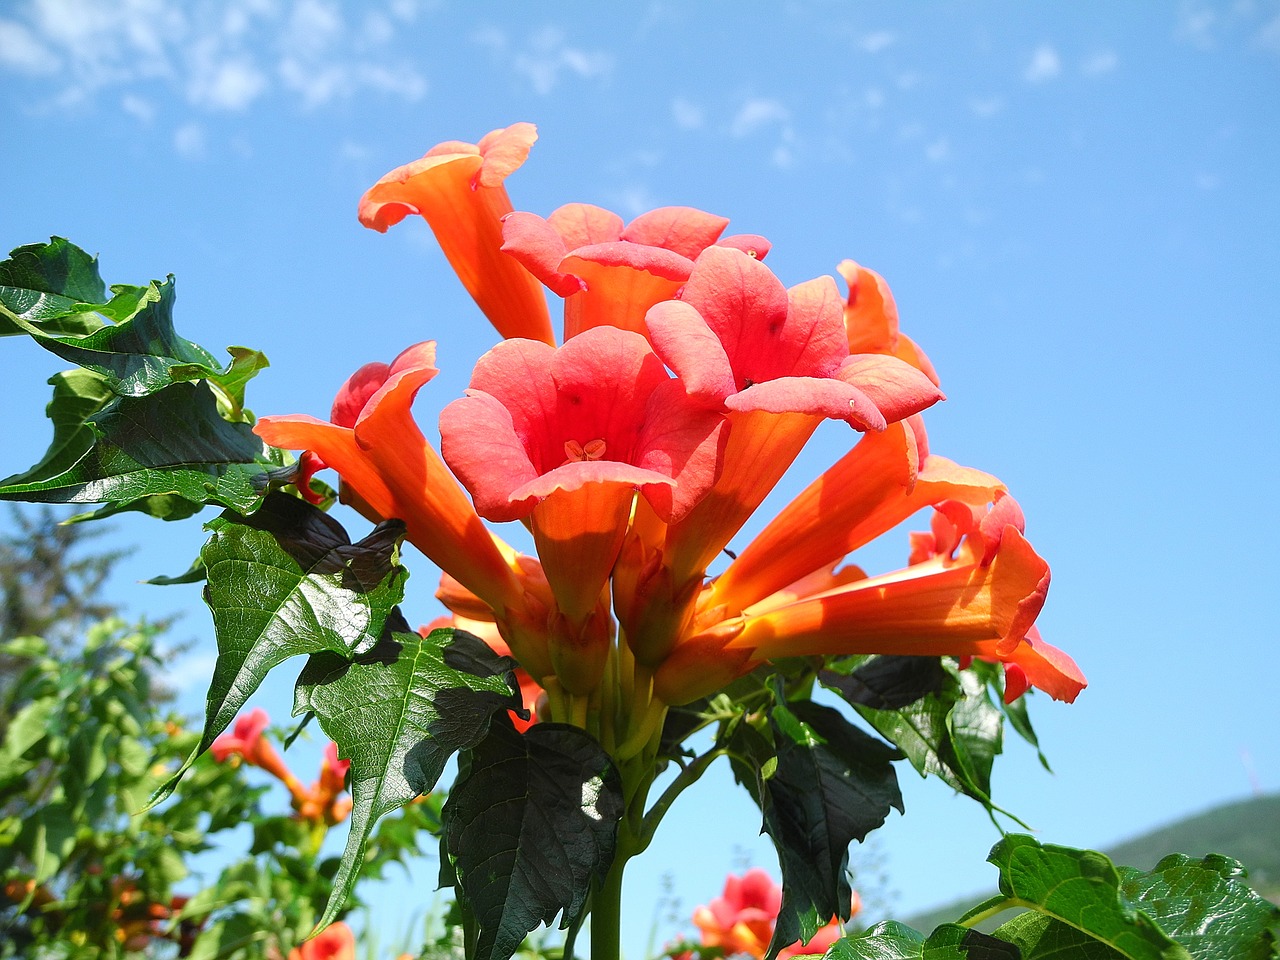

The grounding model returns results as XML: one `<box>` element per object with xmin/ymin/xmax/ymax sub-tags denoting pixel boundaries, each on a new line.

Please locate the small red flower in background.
<box><xmin>289</xmin><ymin>921</ymin><xmax>356</xmax><ymax>960</ymax></box>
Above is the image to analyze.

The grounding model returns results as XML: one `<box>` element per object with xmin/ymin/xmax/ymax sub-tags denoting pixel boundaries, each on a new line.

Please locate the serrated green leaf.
<box><xmin>0</xmin><ymin>238</ymin><xmax>108</xmax><ymax>335</ymax></box>
<box><xmin>762</xmin><ymin>701</ymin><xmax>904</xmax><ymax>958</ymax></box>
<box><xmin>983</xmin><ymin>835</ymin><xmax>1190</xmax><ymax>960</ymax></box>
<box><xmin>829</xmin><ymin>921</ymin><xmax>1023</xmax><ymax>959</ymax></box>
<box><xmin>826</xmin><ymin>921</ymin><xmax>926</xmax><ymax>959</ymax></box>
<box><xmin>294</xmin><ymin>628</ymin><xmax>524</xmax><ymax>935</ymax></box>
<box><xmin>993</xmin><ymin>912</ymin><xmax>1126</xmax><ymax>959</ymax></box>
<box><xmin>1118</xmin><ymin>854</ymin><xmax>1280</xmax><ymax>960</ymax></box>
<box><xmin>851</xmin><ymin>665</ymin><xmax>1008</xmax><ymax>816</ymax></box>
<box><xmin>819</xmin><ymin>655</ymin><xmax>950</xmax><ymax>710</ymax></box>
<box><xmin>149</xmin><ymin>495</ymin><xmax>407</xmax><ymax>807</ymax></box>
<box><xmin>442</xmin><ymin>717</ymin><xmax>624</xmax><ymax>960</ymax></box>
<box><xmin>0</xmin><ymin>380</ymin><xmax>274</xmax><ymax>514</ymax></box>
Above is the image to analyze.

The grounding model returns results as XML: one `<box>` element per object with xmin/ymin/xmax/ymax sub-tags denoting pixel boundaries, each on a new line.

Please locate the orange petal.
<box><xmin>358</xmin><ymin>123</ymin><xmax>553</xmax><ymax>344</ymax></box>
<box><xmin>712</xmin><ymin>421</ymin><xmax>1003</xmax><ymax>612</ymax></box>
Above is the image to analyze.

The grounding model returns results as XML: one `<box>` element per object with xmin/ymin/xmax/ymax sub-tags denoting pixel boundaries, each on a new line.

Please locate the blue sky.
<box><xmin>2</xmin><ymin>0</ymin><xmax>1279</xmax><ymax>951</ymax></box>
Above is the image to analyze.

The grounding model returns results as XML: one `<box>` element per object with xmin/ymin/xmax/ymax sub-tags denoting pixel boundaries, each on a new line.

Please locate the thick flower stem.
<box><xmin>590</xmin><ymin>851</ymin><xmax>627</xmax><ymax>960</ymax></box>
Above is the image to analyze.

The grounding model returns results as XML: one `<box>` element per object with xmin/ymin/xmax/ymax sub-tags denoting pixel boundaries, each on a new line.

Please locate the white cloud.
<box><xmin>0</xmin><ymin>0</ymin><xmax>427</xmax><ymax>114</ymax></box>
<box><xmin>0</xmin><ymin>18</ymin><xmax>58</xmax><ymax>73</ymax></box>
<box><xmin>1024</xmin><ymin>44</ymin><xmax>1061</xmax><ymax>82</ymax></box>
<box><xmin>1195</xmin><ymin>171</ymin><xmax>1220</xmax><ymax>190</ymax></box>
<box><xmin>730</xmin><ymin>97</ymin><xmax>790</xmax><ymax>137</ymax></box>
<box><xmin>860</xmin><ymin>30</ymin><xmax>896</xmax><ymax>54</ymax></box>
<box><xmin>924</xmin><ymin>136</ymin><xmax>950</xmax><ymax>162</ymax></box>
<box><xmin>121</xmin><ymin>92</ymin><xmax>154</xmax><ymax>121</ymax></box>
<box><xmin>510</xmin><ymin>26</ymin><xmax>612</xmax><ymax>95</ymax></box>
<box><xmin>864</xmin><ymin>86</ymin><xmax>885</xmax><ymax>109</ymax></box>
<box><xmin>189</xmin><ymin>55</ymin><xmax>267</xmax><ymax>110</ymax></box>
<box><xmin>671</xmin><ymin>96</ymin><xmax>703</xmax><ymax>130</ymax></box>
<box><xmin>1081</xmin><ymin>49</ymin><xmax>1118</xmax><ymax>76</ymax></box>
<box><xmin>173</xmin><ymin>120</ymin><xmax>206</xmax><ymax>157</ymax></box>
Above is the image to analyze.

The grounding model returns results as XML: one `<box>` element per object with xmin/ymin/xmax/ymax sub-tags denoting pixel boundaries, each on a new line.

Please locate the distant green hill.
<box><xmin>903</xmin><ymin>793</ymin><xmax>1280</xmax><ymax>933</ymax></box>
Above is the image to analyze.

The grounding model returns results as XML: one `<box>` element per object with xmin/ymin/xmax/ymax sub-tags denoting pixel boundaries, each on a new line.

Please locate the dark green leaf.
<box><xmin>981</xmin><ymin>835</ymin><xmax>1189</xmax><ymax>960</ymax></box>
<box><xmin>852</xmin><ymin>666</ymin><xmax>1005</xmax><ymax>814</ymax></box>
<box><xmin>820</xmin><ymin>655</ymin><xmax>950</xmax><ymax>710</ymax></box>
<box><xmin>762</xmin><ymin>700</ymin><xmax>904</xmax><ymax>958</ymax></box>
<box><xmin>443</xmin><ymin>717</ymin><xmax>624</xmax><ymax>960</ymax></box>
<box><xmin>1118</xmin><ymin>854</ymin><xmax>1280</xmax><ymax>960</ymax></box>
<box><xmin>993</xmin><ymin>912</ymin><xmax>1124</xmax><ymax>959</ymax></box>
<box><xmin>295</xmin><ymin>628</ymin><xmax>524</xmax><ymax>933</ymax></box>
<box><xmin>0</xmin><ymin>380</ymin><xmax>274</xmax><ymax>515</ymax></box>
<box><xmin>149</xmin><ymin>495</ymin><xmax>406</xmax><ymax>806</ymax></box>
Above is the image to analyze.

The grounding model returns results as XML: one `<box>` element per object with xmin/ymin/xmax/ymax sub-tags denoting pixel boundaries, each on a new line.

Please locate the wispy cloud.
<box><xmin>671</xmin><ymin>96</ymin><xmax>704</xmax><ymax>131</ymax></box>
<box><xmin>1024</xmin><ymin>44</ymin><xmax>1062</xmax><ymax>83</ymax></box>
<box><xmin>730</xmin><ymin>97</ymin><xmax>790</xmax><ymax>138</ymax></box>
<box><xmin>1256</xmin><ymin>12</ymin><xmax>1280</xmax><ymax>54</ymax></box>
<box><xmin>860</xmin><ymin>30</ymin><xmax>896</xmax><ymax>54</ymax></box>
<box><xmin>475</xmin><ymin>25</ymin><xmax>612</xmax><ymax>96</ymax></box>
<box><xmin>173</xmin><ymin>120</ymin><xmax>206</xmax><ymax>158</ymax></box>
<box><xmin>0</xmin><ymin>0</ymin><xmax>427</xmax><ymax>115</ymax></box>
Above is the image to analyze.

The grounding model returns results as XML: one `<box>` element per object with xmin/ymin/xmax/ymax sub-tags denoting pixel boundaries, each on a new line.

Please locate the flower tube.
<box><xmin>654</xmin><ymin>500</ymin><xmax>1086</xmax><ymax>705</ymax></box>
<box><xmin>359</xmin><ymin>123</ymin><xmax>554</xmax><ymax>344</ymax></box>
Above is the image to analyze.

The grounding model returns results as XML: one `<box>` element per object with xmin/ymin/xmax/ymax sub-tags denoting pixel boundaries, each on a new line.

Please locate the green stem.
<box><xmin>590</xmin><ymin>845</ymin><xmax>628</xmax><ymax>960</ymax></box>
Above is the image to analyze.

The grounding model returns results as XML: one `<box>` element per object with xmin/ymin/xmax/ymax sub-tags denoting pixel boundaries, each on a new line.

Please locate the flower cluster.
<box><xmin>212</xmin><ymin>709</ymin><xmax>353</xmax><ymax>825</ymax></box>
<box><xmin>256</xmin><ymin>122</ymin><xmax>1084</xmax><ymax>757</ymax></box>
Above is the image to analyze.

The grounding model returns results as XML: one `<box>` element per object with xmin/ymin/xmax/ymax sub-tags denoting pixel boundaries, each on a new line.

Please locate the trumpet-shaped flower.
<box><xmin>254</xmin><ymin>343</ymin><xmax>524</xmax><ymax>620</ymax></box>
<box><xmin>502</xmin><ymin>202</ymin><xmax>769</xmax><ymax>340</ymax></box>
<box><xmin>655</xmin><ymin>497</ymin><xmax>1085</xmax><ymax>705</ymax></box>
<box><xmin>358</xmin><ymin>122</ymin><xmax>553</xmax><ymax>344</ymax></box>
<box><xmin>642</xmin><ymin>247</ymin><xmax>944</xmax><ymax>601</ymax></box>
<box><xmin>691</xmin><ymin>868</ymin><xmax>782</xmax><ymax>959</ymax></box>
<box><xmin>439</xmin><ymin>327</ymin><xmax>726</xmax><ymax>689</ymax></box>
<box><xmin>211</xmin><ymin>708</ymin><xmax>306</xmax><ymax>797</ymax></box>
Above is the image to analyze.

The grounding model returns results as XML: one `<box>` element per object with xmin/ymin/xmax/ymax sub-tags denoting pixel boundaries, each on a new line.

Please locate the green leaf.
<box><xmin>820</xmin><ymin>655</ymin><xmax>950</xmax><ymax>710</ymax></box>
<box><xmin>981</xmin><ymin>835</ymin><xmax>1190</xmax><ymax>960</ymax></box>
<box><xmin>296</xmin><ymin>628</ymin><xmax>525</xmax><ymax>935</ymax></box>
<box><xmin>1118</xmin><ymin>854</ymin><xmax>1280</xmax><ymax>960</ymax></box>
<box><xmin>762</xmin><ymin>700</ymin><xmax>904</xmax><ymax>957</ymax></box>
<box><xmin>150</xmin><ymin>494</ymin><xmax>407</xmax><ymax>806</ymax></box>
<box><xmin>0</xmin><ymin>380</ymin><xmax>275</xmax><ymax>515</ymax></box>
<box><xmin>443</xmin><ymin>717</ymin><xmax>624</xmax><ymax>960</ymax></box>
<box><xmin>0</xmin><ymin>238</ymin><xmax>108</xmax><ymax>335</ymax></box>
<box><xmin>850</xmin><ymin>665</ymin><xmax>1007</xmax><ymax>815</ymax></box>
<box><xmin>828</xmin><ymin>922</ymin><xmax>1023</xmax><ymax>959</ymax></box>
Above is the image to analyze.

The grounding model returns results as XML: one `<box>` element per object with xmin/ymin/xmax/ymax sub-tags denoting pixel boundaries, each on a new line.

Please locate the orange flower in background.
<box><xmin>689</xmin><ymin>870</ymin><xmax>855</xmax><ymax>959</ymax></box>
<box><xmin>358</xmin><ymin>122</ymin><xmax>553</xmax><ymax>345</ymax></box>
<box><xmin>289</xmin><ymin>921</ymin><xmax>356</xmax><ymax>960</ymax></box>
<box><xmin>692</xmin><ymin>868</ymin><xmax>782</xmax><ymax>958</ymax></box>
<box><xmin>211</xmin><ymin>709</ymin><xmax>305</xmax><ymax>797</ymax></box>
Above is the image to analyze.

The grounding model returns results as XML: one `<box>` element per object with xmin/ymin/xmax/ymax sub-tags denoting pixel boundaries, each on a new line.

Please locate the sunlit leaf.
<box><xmin>296</xmin><ymin>628</ymin><xmax>525</xmax><ymax>933</ymax></box>
<box><xmin>150</xmin><ymin>494</ymin><xmax>407</xmax><ymax>806</ymax></box>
